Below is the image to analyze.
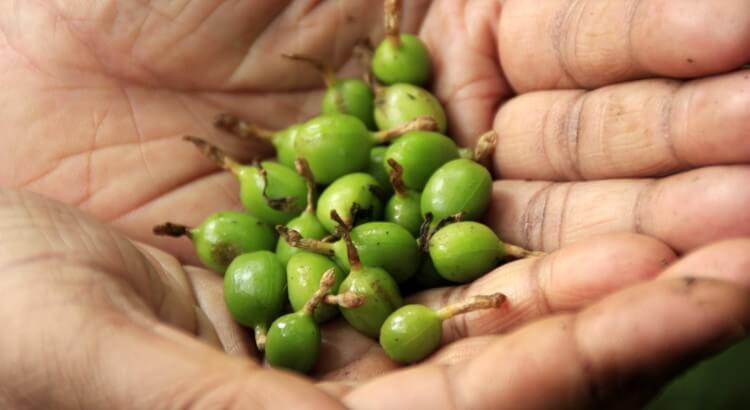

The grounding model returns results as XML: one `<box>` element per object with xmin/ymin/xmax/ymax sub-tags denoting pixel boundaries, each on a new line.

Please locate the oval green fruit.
<box><xmin>372</xmin><ymin>34</ymin><xmax>432</xmax><ymax>86</ymax></box>
<box><xmin>339</xmin><ymin>266</ymin><xmax>402</xmax><ymax>338</ymax></box>
<box><xmin>368</xmin><ymin>146</ymin><xmax>393</xmax><ymax>196</ymax></box>
<box><xmin>265</xmin><ymin>312</ymin><xmax>320</xmax><ymax>373</ymax></box>
<box><xmin>429</xmin><ymin>222</ymin><xmax>501</xmax><ymax>283</ymax></box>
<box><xmin>276</xmin><ymin>212</ymin><xmax>328</xmax><ymax>266</ymax></box>
<box><xmin>384</xmin><ymin>131</ymin><xmax>458</xmax><ymax>190</ymax></box>
<box><xmin>421</xmin><ymin>159</ymin><xmax>492</xmax><ymax>222</ymax></box>
<box><xmin>374</xmin><ymin>84</ymin><xmax>447</xmax><ymax>133</ymax></box>
<box><xmin>379</xmin><ymin>304</ymin><xmax>442</xmax><ymax>363</ymax></box>
<box><xmin>236</xmin><ymin>161</ymin><xmax>308</xmax><ymax>226</ymax></box>
<box><xmin>384</xmin><ymin>191</ymin><xmax>422</xmax><ymax>237</ymax></box>
<box><xmin>286</xmin><ymin>252</ymin><xmax>344</xmax><ymax>323</ymax></box>
<box><xmin>322</xmin><ymin>79</ymin><xmax>376</xmax><ymax>130</ymax></box>
<box><xmin>316</xmin><ymin>173</ymin><xmax>383</xmax><ymax>233</ymax></box>
<box><xmin>272</xmin><ymin>124</ymin><xmax>302</xmax><ymax>169</ymax></box>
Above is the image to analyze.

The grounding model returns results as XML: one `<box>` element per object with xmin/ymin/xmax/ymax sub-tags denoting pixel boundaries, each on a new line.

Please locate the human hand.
<box><xmin>2</xmin><ymin>189</ymin><xmax>749</xmax><ymax>409</ymax></box>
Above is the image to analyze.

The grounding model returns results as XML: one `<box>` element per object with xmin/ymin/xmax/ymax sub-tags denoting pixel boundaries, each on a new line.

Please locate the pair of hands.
<box><xmin>1</xmin><ymin>0</ymin><xmax>750</xmax><ymax>408</ymax></box>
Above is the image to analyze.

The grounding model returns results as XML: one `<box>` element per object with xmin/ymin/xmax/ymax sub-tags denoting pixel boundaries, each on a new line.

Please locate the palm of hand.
<box><xmin>2</xmin><ymin>0</ymin><xmax>750</xmax><ymax>409</ymax></box>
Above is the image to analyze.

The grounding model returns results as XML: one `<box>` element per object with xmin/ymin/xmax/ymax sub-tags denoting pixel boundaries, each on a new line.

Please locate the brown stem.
<box><xmin>384</xmin><ymin>0</ymin><xmax>402</xmax><ymax>47</ymax></box>
<box><xmin>331</xmin><ymin>210</ymin><xmax>361</xmax><ymax>271</ymax></box>
<box><xmin>386</xmin><ymin>158</ymin><xmax>408</xmax><ymax>196</ymax></box>
<box><xmin>473</xmin><ymin>130</ymin><xmax>497</xmax><ymax>163</ymax></box>
<box><xmin>417</xmin><ymin>213</ymin><xmax>434</xmax><ymax>252</ymax></box>
<box><xmin>435</xmin><ymin>293</ymin><xmax>506</xmax><ymax>321</ymax></box>
<box><xmin>502</xmin><ymin>243</ymin><xmax>546</xmax><ymax>259</ymax></box>
<box><xmin>353</xmin><ymin>38</ymin><xmax>377</xmax><ymax>90</ymax></box>
<box><xmin>183</xmin><ymin>136</ymin><xmax>242</xmax><ymax>172</ymax></box>
<box><xmin>432</xmin><ymin>212</ymin><xmax>465</xmax><ymax>234</ymax></box>
<box><xmin>214</xmin><ymin>113</ymin><xmax>275</xmax><ymax>140</ymax></box>
<box><xmin>275</xmin><ymin>226</ymin><xmax>335</xmax><ymax>256</ymax></box>
<box><xmin>259</xmin><ymin>166</ymin><xmax>298</xmax><ymax>212</ymax></box>
<box><xmin>324</xmin><ymin>292</ymin><xmax>366</xmax><ymax>308</ymax></box>
<box><xmin>153</xmin><ymin>222</ymin><xmax>192</xmax><ymax>239</ymax></box>
<box><xmin>373</xmin><ymin>115</ymin><xmax>439</xmax><ymax>143</ymax></box>
<box><xmin>295</xmin><ymin>158</ymin><xmax>316</xmax><ymax>214</ymax></box>
<box><xmin>302</xmin><ymin>268</ymin><xmax>338</xmax><ymax>316</ymax></box>
<box><xmin>254</xmin><ymin>325</ymin><xmax>268</xmax><ymax>352</ymax></box>
<box><xmin>282</xmin><ymin>53</ymin><xmax>337</xmax><ymax>89</ymax></box>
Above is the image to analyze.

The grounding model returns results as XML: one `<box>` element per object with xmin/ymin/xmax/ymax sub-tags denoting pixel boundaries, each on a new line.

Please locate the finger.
<box><xmin>420</xmin><ymin>0</ymin><xmax>511</xmax><ymax>145</ymax></box>
<box><xmin>345</xmin><ymin>278</ymin><xmax>750</xmax><ymax>409</ymax></box>
<box><xmin>184</xmin><ymin>265</ymin><xmax>257</xmax><ymax>357</ymax></box>
<box><xmin>427</xmin><ymin>237</ymin><xmax>750</xmax><ymax>366</ymax></box>
<box><xmin>500</xmin><ymin>0</ymin><xmax>750</xmax><ymax>92</ymax></box>
<box><xmin>408</xmin><ymin>233</ymin><xmax>674</xmax><ymax>343</ymax></box>
<box><xmin>488</xmin><ymin>165</ymin><xmax>750</xmax><ymax>253</ymax></box>
<box><xmin>493</xmin><ymin>71</ymin><xmax>750</xmax><ymax>181</ymax></box>
<box><xmin>315</xmin><ymin>320</ymin><xmax>398</xmax><ymax>382</ymax></box>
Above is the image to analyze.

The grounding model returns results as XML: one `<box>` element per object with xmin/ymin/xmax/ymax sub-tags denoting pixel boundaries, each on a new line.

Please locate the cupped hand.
<box><xmin>1</xmin><ymin>0</ymin><xmax>750</xmax><ymax>408</ymax></box>
<box><xmin>2</xmin><ymin>189</ymin><xmax>750</xmax><ymax>409</ymax></box>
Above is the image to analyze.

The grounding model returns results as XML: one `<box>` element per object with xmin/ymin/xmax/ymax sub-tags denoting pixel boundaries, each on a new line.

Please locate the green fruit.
<box><xmin>265</xmin><ymin>267</ymin><xmax>340</xmax><ymax>373</ymax></box>
<box><xmin>372</xmin><ymin>34</ymin><xmax>431</xmax><ymax>86</ymax></box>
<box><xmin>154</xmin><ymin>211</ymin><xmax>276</xmax><ymax>274</ymax></box>
<box><xmin>421</xmin><ymin>159</ymin><xmax>492</xmax><ymax>222</ymax></box>
<box><xmin>339</xmin><ymin>265</ymin><xmax>402</xmax><ymax>338</ymax></box>
<box><xmin>368</xmin><ymin>146</ymin><xmax>393</xmax><ymax>196</ymax></box>
<box><xmin>223</xmin><ymin>251</ymin><xmax>287</xmax><ymax>350</ymax></box>
<box><xmin>265</xmin><ymin>312</ymin><xmax>320</xmax><ymax>373</ymax></box>
<box><xmin>384</xmin><ymin>131</ymin><xmax>458</xmax><ymax>190</ymax></box>
<box><xmin>316</xmin><ymin>173</ymin><xmax>383</xmax><ymax>233</ymax></box>
<box><xmin>287</xmin><ymin>253</ymin><xmax>344</xmax><ymax>323</ymax></box>
<box><xmin>295</xmin><ymin>114</ymin><xmax>374</xmax><ymax>184</ymax></box>
<box><xmin>379</xmin><ymin>294</ymin><xmax>505</xmax><ymax>364</ymax></box>
<box><xmin>379</xmin><ymin>305</ymin><xmax>441</xmax><ymax>363</ymax></box>
<box><xmin>276</xmin><ymin>212</ymin><xmax>327</xmax><ymax>266</ymax></box>
<box><xmin>322</xmin><ymin>79</ymin><xmax>376</xmax><ymax>130</ymax></box>
<box><xmin>237</xmin><ymin>161</ymin><xmax>308</xmax><ymax>226</ymax></box>
<box><xmin>385</xmin><ymin>191</ymin><xmax>422</xmax><ymax>237</ymax></box>
<box><xmin>272</xmin><ymin>124</ymin><xmax>302</xmax><ymax>169</ymax></box>
<box><xmin>429</xmin><ymin>222</ymin><xmax>502</xmax><ymax>283</ymax></box>
<box><xmin>374</xmin><ymin>84</ymin><xmax>447</xmax><ymax>133</ymax></box>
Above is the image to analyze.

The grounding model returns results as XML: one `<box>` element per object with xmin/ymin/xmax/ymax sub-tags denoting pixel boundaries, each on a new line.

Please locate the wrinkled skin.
<box><xmin>1</xmin><ymin>1</ymin><xmax>750</xmax><ymax>409</ymax></box>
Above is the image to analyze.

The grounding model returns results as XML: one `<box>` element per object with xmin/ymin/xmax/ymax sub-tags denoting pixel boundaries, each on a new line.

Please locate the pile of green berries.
<box><xmin>154</xmin><ymin>0</ymin><xmax>541</xmax><ymax>373</ymax></box>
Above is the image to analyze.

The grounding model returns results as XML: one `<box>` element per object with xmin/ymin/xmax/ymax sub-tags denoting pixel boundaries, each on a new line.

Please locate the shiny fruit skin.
<box><xmin>372</xmin><ymin>34</ymin><xmax>432</xmax><ymax>86</ymax></box>
<box><xmin>421</xmin><ymin>159</ymin><xmax>492</xmax><ymax>222</ymax></box>
<box><xmin>368</xmin><ymin>146</ymin><xmax>393</xmax><ymax>197</ymax></box>
<box><xmin>265</xmin><ymin>312</ymin><xmax>321</xmax><ymax>373</ymax></box>
<box><xmin>192</xmin><ymin>211</ymin><xmax>276</xmax><ymax>274</ymax></box>
<box><xmin>429</xmin><ymin>222</ymin><xmax>500</xmax><ymax>283</ymax></box>
<box><xmin>223</xmin><ymin>251</ymin><xmax>287</xmax><ymax>330</ymax></box>
<box><xmin>384</xmin><ymin>131</ymin><xmax>458</xmax><ymax>190</ymax></box>
<box><xmin>316</xmin><ymin>173</ymin><xmax>383</xmax><ymax>233</ymax></box>
<box><xmin>384</xmin><ymin>191</ymin><xmax>422</xmax><ymax>237</ymax></box>
<box><xmin>272</xmin><ymin>124</ymin><xmax>302</xmax><ymax>169</ymax></box>
<box><xmin>236</xmin><ymin>161</ymin><xmax>307</xmax><ymax>226</ymax></box>
<box><xmin>287</xmin><ymin>252</ymin><xmax>345</xmax><ymax>323</ymax></box>
<box><xmin>276</xmin><ymin>212</ymin><xmax>328</xmax><ymax>266</ymax></box>
<box><xmin>339</xmin><ymin>267</ymin><xmax>402</xmax><ymax>338</ymax></box>
<box><xmin>322</xmin><ymin>79</ymin><xmax>376</xmax><ymax>130</ymax></box>
<box><xmin>379</xmin><ymin>304</ymin><xmax>442</xmax><ymax>363</ymax></box>
<box><xmin>374</xmin><ymin>84</ymin><xmax>447</xmax><ymax>133</ymax></box>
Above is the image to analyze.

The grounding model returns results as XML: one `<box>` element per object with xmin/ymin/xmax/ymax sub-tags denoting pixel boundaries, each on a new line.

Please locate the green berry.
<box><xmin>223</xmin><ymin>251</ymin><xmax>287</xmax><ymax>351</ymax></box>
<box><xmin>384</xmin><ymin>131</ymin><xmax>458</xmax><ymax>190</ymax></box>
<box><xmin>153</xmin><ymin>211</ymin><xmax>276</xmax><ymax>274</ymax></box>
<box><xmin>272</xmin><ymin>124</ymin><xmax>302</xmax><ymax>169</ymax></box>
<box><xmin>266</xmin><ymin>269</ymin><xmax>343</xmax><ymax>373</ymax></box>
<box><xmin>421</xmin><ymin>159</ymin><xmax>492</xmax><ymax>222</ymax></box>
<box><xmin>428</xmin><ymin>222</ymin><xmax>501</xmax><ymax>283</ymax></box>
<box><xmin>368</xmin><ymin>146</ymin><xmax>393</xmax><ymax>196</ymax></box>
<box><xmin>374</xmin><ymin>84</ymin><xmax>447</xmax><ymax>133</ymax></box>
<box><xmin>373</xmin><ymin>34</ymin><xmax>432</xmax><ymax>86</ymax></box>
<box><xmin>380</xmin><ymin>294</ymin><xmax>505</xmax><ymax>364</ymax></box>
<box><xmin>316</xmin><ymin>173</ymin><xmax>384</xmax><ymax>233</ymax></box>
<box><xmin>236</xmin><ymin>161</ymin><xmax>308</xmax><ymax>226</ymax></box>
<box><xmin>384</xmin><ymin>190</ymin><xmax>422</xmax><ymax>237</ymax></box>
<box><xmin>322</xmin><ymin>79</ymin><xmax>376</xmax><ymax>130</ymax></box>
<box><xmin>276</xmin><ymin>212</ymin><xmax>327</xmax><ymax>266</ymax></box>
<box><xmin>286</xmin><ymin>252</ymin><xmax>345</xmax><ymax>323</ymax></box>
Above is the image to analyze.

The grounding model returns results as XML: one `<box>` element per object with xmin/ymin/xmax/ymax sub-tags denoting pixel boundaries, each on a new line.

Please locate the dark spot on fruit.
<box><xmin>212</xmin><ymin>242</ymin><xmax>240</xmax><ymax>266</ymax></box>
<box><xmin>407</xmin><ymin>93</ymin><xmax>416</xmax><ymax>100</ymax></box>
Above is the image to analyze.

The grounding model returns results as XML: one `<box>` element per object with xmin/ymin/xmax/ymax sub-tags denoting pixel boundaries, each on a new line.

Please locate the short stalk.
<box><xmin>254</xmin><ymin>325</ymin><xmax>268</xmax><ymax>352</ymax></box>
<box><xmin>384</xmin><ymin>0</ymin><xmax>402</xmax><ymax>47</ymax></box>
<box><xmin>324</xmin><ymin>292</ymin><xmax>366</xmax><ymax>308</ymax></box>
<box><xmin>417</xmin><ymin>213</ymin><xmax>434</xmax><ymax>252</ymax></box>
<box><xmin>502</xmin><ymin>243</ymin><xmax>546</xmax><ymax>259</ymax></box>
<box><xmin>153</xmin><ymin>222</ymin><xmax>192</xmax><ymax>239</ymax></box>
<box><xmin>372</xmin><ymin>116</ymin><xmax>438</xmax><ymax>143</ymax></box>
<box><xmin>214</xmin><ymin>113</ymin><xmax>276</xmax><ymax>140</ymax></box>
<box><xmin>183</xmin><ymin>136</ymin><xmax>243</xmax><ymax>173</ymax></box>
<box><xmin>302</xmin><ymin>268</ymin><xmax>338</xmax><ymax>316</ymax></box>
<box><xmin>331</xmin><ymin>210</ymin><xmax>362</xmax><ymax>271</ymax></box>
<box><xmin>295</xmin><ymin>158</ymin><xmax>317</xmax><ymax>214</ymax></box>
<box><xmin>276</xmin><ymin>226</ymin><xmax>335</xmax><ymax>256</ymax></box>
<box><xmin>386</xmin><ymin>158</ymin><xmax>408</xmax><ymax>197</ymax></box>
<box><xmin>282</xmin><ymin>53</ymin><xmax>338</xmax><ymax>89</ymax></box>
<box><xmin>473</xmin><ymin>130</ymin><xmax>497</xmax><ymax>163</ymax></box>
<box><xmin>435</xmin><ymin>293</ymin><xmax>506</xmax><ymax>321</ymax></box>
<box><xmin>259</xmin><ymin>166</ymin><xmax>298</xmax><ymax>211</ymax></box>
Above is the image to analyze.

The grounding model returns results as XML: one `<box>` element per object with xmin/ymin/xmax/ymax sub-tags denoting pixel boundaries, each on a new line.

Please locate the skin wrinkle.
<box><xmin>553</xmin><ymin>0</ymin><xmax>585</xmax><ymax>89</ymax></box>
<box><xmin>562</xmin><ymin>90</ymin><xmax>586</xmax><ymax>180</ymax></box>
<box><xmin>632</xmin><ymin>179</ymin><xmax>656</xmax><ymax>236</ymax></box>
<box><xmin>665</xmin><ymin>81</ymin><xmax>694</xmax><ymax>169</ymax></box>
<box><xmin>557</xmin><ymin>182</ymin><xmax>575</xmax><ymax>249</ymax></box>
<box><xmin>625</xmin><ymin>0</ymin><xmax>645</xmax><ymax>74</ymax></box>
<box><xmin>520</xmin><ymin>182</ymin><xmax>554</xmax><ymax>249</ymax></box>
<box><xmin>528</xmin><ymin>255</ymin><xmax>553</xmax><ymax>317</ymax></box>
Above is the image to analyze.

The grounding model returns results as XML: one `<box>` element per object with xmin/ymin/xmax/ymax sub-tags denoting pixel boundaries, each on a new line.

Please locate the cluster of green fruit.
<box><xmin>154</xmin><ymin>0</ymin><xmax>539</xmax><ymax>374</ymax></box>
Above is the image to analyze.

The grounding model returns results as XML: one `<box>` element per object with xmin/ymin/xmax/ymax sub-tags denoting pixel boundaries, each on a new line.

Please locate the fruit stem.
<box><xmin>353</xmin><ymin>38</ymin><xmax>377</xmax><ymax>90</ymax></box>
<box><xmin>295</xmin><ymin>158</ymin><xmax>317</xmax><ymax>214</ymax></box>
<box><xmin>384</xmin><ymin>0</ymin><xmax>402</xmax><ymax>48</ymax></box>
<box><xmin>254</xmin><ymin>325</ymin><xmax>268</xmax><ymax>352</ymax></box>
<box><xmin>214</xmin><ymin>113</ymin><xmax>276</xmax><ymax>140</ymax></box>
<box><xmin>501</xmin><ymin>242</ymin><xmax>546</xmax><ymax>259</ymax></box>
<box><xmin>183</xmin><ymin>136</ymin><xmax>242</xmax><ymax>173</ymax></box>
<box><xmin>302</xmin><ymin>268</ymin><xmax>338</xmax><ymax>316</ymax></box>
<box><xmin>417</xmin><ymin>213</ymin><xmax>434</xmax><ymax>252</ymax></box>
<box><xmin>435</xmin><ymin>293</ymin><xmax>507</xmax><ymax>321</ymax></box>
<box><xmin>386</xmin><ymin>158</ymin><xmax>409</xmax><ymax>196</ymax></box>
<box><xmin>324</xmin><ymin>292</ymin><xmax>366</xmax><ymax>308</ymax></box>
<box><xmin>259</xmin><ymin>165</ymin><xmax>299</xmax><ymax>212</ymax></box>
<box><xmin>473</xmin><ymin>130</ymin><xmax>497</xmax><ymax>163</ymax></box>
<box><xmin>153</xmin><ymin>222</ymin><xmax>192</xmax><ymax>239</ymax></box>
<box><xmin>281</xmin><ymin>53</ymin><xmax>338</xmax><ymax>89</ymax></box>
<box><xmin>275</xmin><ymin>226</ymin><xmax>335</xmax><ymax>256</ymax></box>
<box><xmin>432</xmin><ymin>212</ymin><xmax>465</xmax><ymax>234</ymax></box>
<box><xmin>372</xmin><ymin>115</ymin><xmax>439</xmax><ymax>143</ymax></box>
<box><xmin>331</xmin><ymin>210</ymin><xmax>362</xmax><ymax>271</ymax></box>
